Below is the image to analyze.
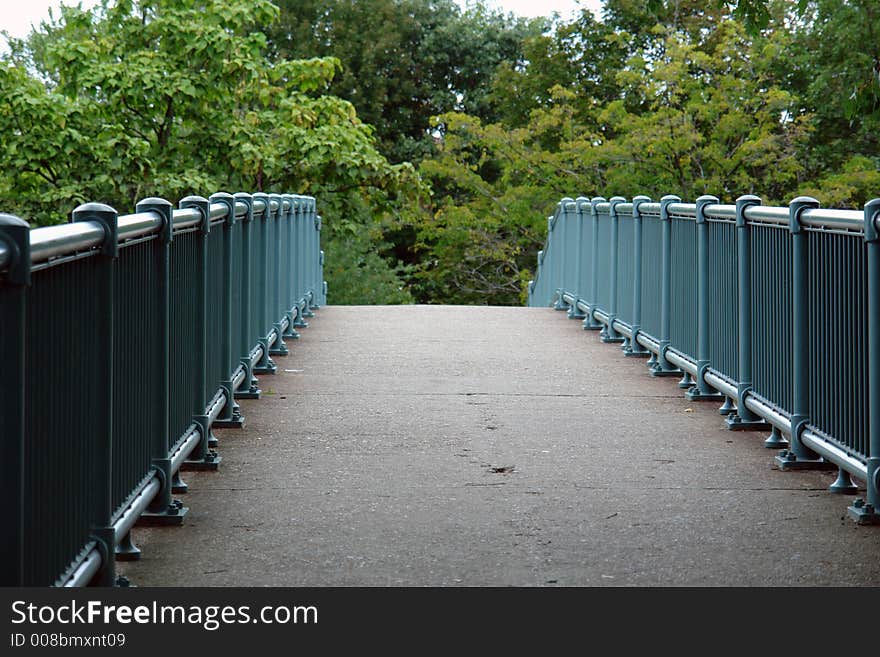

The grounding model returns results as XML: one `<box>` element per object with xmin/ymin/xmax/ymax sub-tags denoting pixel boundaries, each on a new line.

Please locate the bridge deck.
<box><xmin>119</xmin><ymin>306</ymin><xmax>880</xmax><ymax>586</ymax></box>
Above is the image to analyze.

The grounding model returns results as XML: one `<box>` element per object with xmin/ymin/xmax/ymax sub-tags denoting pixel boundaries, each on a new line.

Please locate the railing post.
<box><xmin>0</xmin><ymin>214</ymin><xmax>30</xmax><ymax>586</ymax></box>
<box><xmin>533</xmin><ymin>249</ymin><xmax>544</xmax><ymax>307</ymax></box>
<box><xmin>252</xmin><ymin>193</ymin><xmax>277</xmax><ymax>374</ymax></box>
<box><xmin>179</xmin><ymin>196</ymin><xmax>220</xmax><ymax>471</ymax></box>
<box><xmin>553</xmin><ymin>200</ymin><xmax>569</xmax><ymax>310</ymax></box>
<box><xmin>233</xmin><ymin>192</ymin><xmax>261</xmax><ymax>398</ymax></box>
<box><xmin>72</xmin><ymin>202</ymin><xmax>118</xmax><ymax>586</ymax></box>
<box><xmin>849</xmin><ymin>198</ymin><xmax>880</xmax><ymax>523</ymax></box>
<box><xmin>293</xmin><ymin>197</ymin><xmax>309</xmax><ymax>328</ymax></box>
<box><xmin>134</xmin><ymin>198</ymin><xmax>189</xmax><ymax>524</ymax></box>
<box><xmin>568</xmin><ymin>196</ymin><xmax>590</xmax><ymax>319</ymax></box>
<box><xmin>311</xmin><ymin>212</ymin><xmax>323</xmax><ymax>309</ymax></box>
<box><xmin>303</xmin><ymin>200</ymin><xmax>318</xmax><ymax>317</ymax></box>
<box><xmin>687</xmin><ymin>195</ymin><xmax>725</xmax><ymax>400</ymax></box>
<box><xmin>726</xmin><ymin>195</ymin><xmax>768</xmax><ymax>429</ymax></box>
<box><xmin>281</xmin><ymin>195</ymin><xmax>300</xmax><ymax>337</ymax></box>
<box><xmin>775</xmin><ymin>197</ymin><xmax>828</xmax><ymax>468</ymax></box>
<box><xmin>320</xmin><ymin>249</ymin><xmax>326</xmax><ymax>306</ymax></box>
<box><xmin>602</xmin><ymin>196</ymin><xmax>626</xmax><ymax>343</ymax></box>
<box><xmin>269</xmin><ymin>193</ymin><xmax>289</xmax><ymax>357</ymax></box>
<box><xmin>626</xmin><ymin>195</ymin><xmax>652</xmax><ymax>357</ymax></box>
<box><xmin>651</xmin><ymin>195</ymin><xmax>682</xmax><ymax>376</ymax></box>
<box><xmin>584</xmin><ymin>197</ymin><xmax>605</xmax><ymax>329</ymax></box>
<box><xmin>209</xmin><ymin>192</ymin><xmax>246</xmax><ymax>428</ymax></box>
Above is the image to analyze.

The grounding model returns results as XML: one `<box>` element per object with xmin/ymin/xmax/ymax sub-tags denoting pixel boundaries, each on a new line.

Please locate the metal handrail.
<box><xmin>530</xmin><ymin>192</ymin><xmax>880</xmax><ymax>526</ymax></box>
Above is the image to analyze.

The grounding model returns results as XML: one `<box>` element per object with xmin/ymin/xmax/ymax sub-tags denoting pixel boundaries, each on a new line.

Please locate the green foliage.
<box><xmin>0</xmin><ymin>0</ymin><xmax>422</xmax><ymax>231</ymax></box>
<box><xmin>266</xmin><ymin>0</ymin><xmax>541</xmax><ymax>163</ymax></box>
<box><xmin>0</xmin><ymin>0</ymin><xmax>425</xmax><ymax>304</ymax></box>
<box><xmin>797</xmin><ymin>156</ymin><xmax>880</xmax><ymax>209</ymax></box>
<box><xmin>2</xmin><ymin>0</ymin><xmax>879</xmax><ymax>307</ymax></box>
<box><xmin>324</xmin><ymin>233</ymin><xmax>414</xmax><ymax>305</ymax></box>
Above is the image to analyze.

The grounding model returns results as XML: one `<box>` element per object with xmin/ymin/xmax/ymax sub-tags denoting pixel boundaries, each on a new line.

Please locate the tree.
<box><xmin>0</xmin><ymin>0</ymin><xmax>424</xmax><ymax>302</ymax></box>
<box><xmin>265</xmin><ymin>0</ymin><xmax>541</xmax><ymax>163</ymax></box>
<box><xmin>417</xmin><ymin>14</ymin><xmax>813</xmax><ymax>304</ymax></box>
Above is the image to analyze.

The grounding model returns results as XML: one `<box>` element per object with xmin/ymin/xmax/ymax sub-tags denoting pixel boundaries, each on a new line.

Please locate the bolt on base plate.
<box><xmin>726</xmin><ymin>414</ymin><xmax>769</xmax><ymax>431</ymax></box>
<box><xmin>847</xmin><ymin>499</ymin><xmax>880</xmax><ymax>525</ymax></box>
<box><xmin>685</xmin><ymin>387</ymin><xmax>724</xmax><ymax>402</ymax></box>
<box><xmin>181</xmin><ymin>451</ymin><xmax>222</xmax><ymax>472</ymax></box>
<box><xmin>774</xmin><ymin>449</ymin><xmax>836</xmax><ymax>471</ymax></box>
<box><xmin>137</xmin><ymin>499</ymin><xmax>189</xmax><ymax>527</ymax></box>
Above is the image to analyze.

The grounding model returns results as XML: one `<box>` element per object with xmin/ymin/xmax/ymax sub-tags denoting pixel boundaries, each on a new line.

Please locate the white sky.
<box><xmin>1</xmin><ymin>0</ymin><xmax>605</xmax><ymax>42</ymax></box>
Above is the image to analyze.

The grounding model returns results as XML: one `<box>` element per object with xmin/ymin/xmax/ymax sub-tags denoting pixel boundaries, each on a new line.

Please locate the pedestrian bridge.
<box><xmin>119</xmin><ymin>305</ymin><xmax>879</xmax><ymax>586</ymax></box>
<box><xmin>3</xmin><ymin>191</ymin><xmax>880</xmax><ymax>587</ymax></box>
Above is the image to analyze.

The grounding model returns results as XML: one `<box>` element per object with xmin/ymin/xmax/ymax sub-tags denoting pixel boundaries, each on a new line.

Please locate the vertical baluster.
<box><xmin>252</xmin><ymin>193</ymin><xmax>277</xmax><ymax>374</ymax></box>
<box><xmin>624</xmin><ymin>196</ymin><xmax>651</xmax><ymax>357</ymax></box>
<box><xmin>727</xmin><ymin>196</ymin><xmax>767</xmax><ymax>429</ymax></box>
<box><xmin>232</xmin><ymin>193</ymin><xmax>261</xmax><ymax>398</ymax></box>
<box><xmin>292</xmin><ymin>197</ymin><xmax>309</xmax><ymax>328</ymax></box>
<box><xmin>269</xmin><ymin>194</ymin><xmax>289</xmax><ymax>357</ymax></box>
<box><xmin>281</xmin><ymin>195</ymin><xmax>300</xmax><ymax>339</ymax></box>
<box><xmin>848</xmin><ymin>198</ymin><xmax>880</xmax><ymax>523</ymax></box>
<box><xmin>179</xmin><ymin>196</ymin><xmax>221</xmax><ymax>471</ymax></box>
<box><xmin>602</xmin><ymin>197</ymin><xmax>626</xmax><ymax>343</ymax></box>
<box><xmin>651</xmin><ymin>195</ymin><xmax>681</xmax><ymax>376</ymax></box>
<box><xmin>303</xmin><ymin>200</ymin><xmax>318</xmax><ymax>317</ymax></box>
<box><xmin>568</xmin><ymin>198</ymin><xmax>588</xmax><ymax>319</ymax></box>
<box><xmin>687</xmin><ymin>195</ymin><xmax>724</xmax><ymax>400</ymax></box>
<box><xmin>71</xmin><ymin>203</ymin><xmax>118</xmax><ymax>586</ymax></box>
<box><xmin>776</xmin><ymin>197</ymin><xmax>828</xmax><ymax>469</ymax></box>
<box><xmin>584</xmin><ymin>197</ymin><xmax>605</xmax><ymax>330</ymax></box>
<box><xmin>135</xmin><ymin>198</ymin><xmax>190</xmax><ymax>523</ymax></box>
<box><xmin>553</xmin><ymin>200</ymin><xmax>569</xmax><ymax>310</ymax></box>
<box><xmin>209</xmin><ymin>193</ymin><xmax>245</xmax><ymax>428</ymax></box>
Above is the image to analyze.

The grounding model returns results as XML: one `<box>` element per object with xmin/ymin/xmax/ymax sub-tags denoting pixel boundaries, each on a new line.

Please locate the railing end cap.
<box><xmin>72</xmin><ymin>202</ymin><xmax>116</xmax><ymax>216</ymax></box>
<box><xmin>0</xmin><ymin>213</ymin><xmax>29</xmax><ymax>228</ymax></box>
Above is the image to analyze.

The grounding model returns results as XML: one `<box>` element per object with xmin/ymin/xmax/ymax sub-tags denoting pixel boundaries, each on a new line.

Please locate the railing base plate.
<box><xmin>181</xmin><ymin>452</ymin><xmax>222</xmax><ymax>472</ymax></box>
<box><xmin>847</xmin><ymin>501</ymin><xmax>880</xmax><ymax>525</ymax></box>
<box><xmin>137</xmin><ymin>500</ymin><xmax>188</xmax><ymax>526</ymax></box>
<box><xmin>774</xmin><ymin>451</ymin><xmax>836</xmax><ymax>471</ymax></box>
<box><xmin>253</xmin><ymin>361</ymin><xmax>277</xmax><ymax>375</ymax></box>
<box><xmin>726</xmin><ymin>414</ymin><xmax>768</xmax><ymax>431</ymax></box>
<box><xmin>234</xmin><ymin>386</ymin><xmax>261</xmax><ymax>400</ymax></box>
<box><xmin>213</xmin><ymin>404</ymin><xmax>245</xmax><ymax>429</ymax></box>
<box><xmin>649</xmin><ymin>367</ymin><xmax>682</xmax><ymax>378</ymax></box>
<box><xmin>685</xmin><ymin>388</ymin><xmax>724</xmax><ymax>402</ymax></box>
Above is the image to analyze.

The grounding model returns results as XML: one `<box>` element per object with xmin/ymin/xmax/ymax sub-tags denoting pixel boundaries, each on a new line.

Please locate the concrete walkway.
<box><xmin>119</xmin><ymin>306</ymin><xmax>880</xmax><ymax>586</ymax></box>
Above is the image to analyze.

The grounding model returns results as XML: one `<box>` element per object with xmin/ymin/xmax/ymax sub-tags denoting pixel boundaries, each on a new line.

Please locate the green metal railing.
<box><xmin>528</xmin><ymin>194</ymin><xmax>880</xmax><ymax>525</ymax></box>
<box><xmin>0</xmin><ymin>192</ymin><xmax>325</xmax><ymax>586</ymax></box>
